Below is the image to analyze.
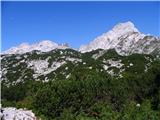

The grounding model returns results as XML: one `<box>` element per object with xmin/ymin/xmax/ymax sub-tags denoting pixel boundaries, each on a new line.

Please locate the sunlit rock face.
<box><xmin>1</xmin><ymin>107</ymin><xmax>37</xmax><ymax>120</ymax></box>
<box><xmin>2</xmin><ymin>40</ymin><xmax>69</xmax><ymax>55</ymax></box>
<box><xmin>79</xmin><ymin>21</ymin><xmax>160</xmax><ymax>55</ymax></box>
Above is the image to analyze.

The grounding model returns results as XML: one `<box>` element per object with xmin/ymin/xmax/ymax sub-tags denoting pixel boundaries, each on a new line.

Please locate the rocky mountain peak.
<box><xmin>79</xmin><ymin>21</ymin><xmax>159</xmax><ymax>55</ymax></box>
<box><xmin>112</xmin><ymin>21</ymin><xmax>139</xmax><ymax>34</ymax></box>
<box><xmin>2</xmin><ymin>40</ymin><xmax>69</xmax><ymax>54</ymax></box>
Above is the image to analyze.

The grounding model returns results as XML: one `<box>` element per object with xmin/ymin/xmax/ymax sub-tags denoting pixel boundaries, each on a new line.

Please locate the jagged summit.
<box><xmin>111</xmin><ymin>21</ymin><xmax>139</xmax><ymax>34</ymax></box>
<box><xmin>2</xmin><ymin>40</ymin><xmax>69</xmax><ymax>54</ymax></box>
<box><xmin>79</xmin><ymin>21</ymin><xmax>160</xmax><ymax>55</ymax></box>
<box><xmin>79</xmin><ymin>21</ymin><xmax>142</xmax><ymax>53</ymax></box>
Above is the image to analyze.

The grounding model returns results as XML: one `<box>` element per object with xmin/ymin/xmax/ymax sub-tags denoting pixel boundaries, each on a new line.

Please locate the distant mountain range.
<box><xmin>2</xmin><ymin>21</ymin><xmax>160</xmax><ymax>56</ymax></box>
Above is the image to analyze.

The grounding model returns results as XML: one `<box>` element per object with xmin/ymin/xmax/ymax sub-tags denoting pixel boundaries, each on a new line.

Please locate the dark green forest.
<box><xmin>2</xmin><ymin>49</ymin><xmax>160</xmax><ymax>119</ymax></box>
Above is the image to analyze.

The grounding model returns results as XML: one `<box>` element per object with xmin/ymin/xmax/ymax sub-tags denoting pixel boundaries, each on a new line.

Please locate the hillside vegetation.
<box><xmin>1</xmin><ymin>49</ymin><xmax>160</xmax><ymax>119</ymax></box>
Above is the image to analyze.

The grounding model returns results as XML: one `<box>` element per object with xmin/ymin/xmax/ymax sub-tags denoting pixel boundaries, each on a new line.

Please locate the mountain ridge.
<box><xmin>79</xmin><ymin>21</ymin><xmax>160</xmax><ymax>55</ymax></box>
<box><xmin>2</xmin><ymin>40</ymin><xmax>69</xmax><ymax>55</ymax></box>
<box><xmin>2</xmin><ymin>21</ymin><xmax>160</xmax><ymax>56</ymax></box>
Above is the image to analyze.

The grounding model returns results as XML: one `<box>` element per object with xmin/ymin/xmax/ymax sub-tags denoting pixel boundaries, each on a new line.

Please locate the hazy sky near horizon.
<box><xmin>2</xmin><ymin>1</ymin><xmax>160</xmax><ymax>51</ymax></box>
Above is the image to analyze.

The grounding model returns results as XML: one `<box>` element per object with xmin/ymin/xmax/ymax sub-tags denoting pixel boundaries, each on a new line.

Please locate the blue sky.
<box><xmin>2</xmin><ymin>1</ymin><xmax>160</xmax><ymax>51</ymax></box>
